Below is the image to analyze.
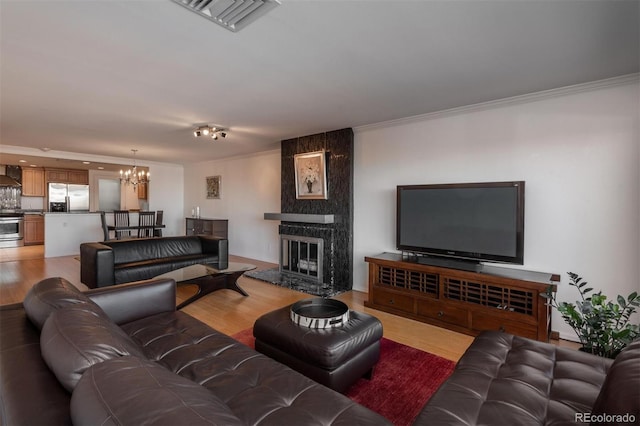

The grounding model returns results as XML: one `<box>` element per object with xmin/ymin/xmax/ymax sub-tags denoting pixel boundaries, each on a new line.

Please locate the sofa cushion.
<box><xmin>113</xmin><ymin>253</ymin><xmax>219</xmax><ymax>284</ymax></box>
<box><xmin>23</xmin><ymin>277</ymin><xmax>96</xmax><ymax>330</ymax></box>
<box><xmin>591</xmin><ymin>338</ymin><xmax>640</xmax><ymax>423</ymax></box>
<box><xmin>40</xmin><ymin>305</ymin><xmax>145</xmax><ymax>391</ymax></box>
<box><xmin>0</xmin><ymin>304</ymin><xmax>73</xmax><ymax>426</ymax></box>
<box><xmin>122</xmin><ymin>311</ymin><xmax>392</xmax><ymax>425</ymax></box>
<box><xmin>412</xmin><ymin>331</ymin><xmax>613</xmax><ymax>425</ymax></box>
<box><xmin>106</xmin><ymin>236</ymin><xmax>204</xmax><ymax>265</ymax></box>
<box><xmin>71</xmin><ymin>356</ymin><xmax>243</xmax><ymax>426</ymax></box>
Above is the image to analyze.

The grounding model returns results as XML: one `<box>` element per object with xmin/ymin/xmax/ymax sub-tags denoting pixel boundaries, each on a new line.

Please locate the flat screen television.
<box><xmin>397</xmin><ymin>181</ymin><xmax>525</xmax><ymax>266</ymax></box>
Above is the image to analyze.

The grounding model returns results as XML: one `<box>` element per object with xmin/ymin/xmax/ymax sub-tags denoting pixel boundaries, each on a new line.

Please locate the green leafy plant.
<box><xmin>543</xmin><ymin>272</ymin><xmax>640</xmax><ymax>358</ymax></box>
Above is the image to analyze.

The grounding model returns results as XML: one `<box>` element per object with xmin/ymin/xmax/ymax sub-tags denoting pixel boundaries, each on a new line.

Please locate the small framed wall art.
<box><xmin>294</xmin><ymin>150</ymin><xmax>327</xmax><ymax>200</ymax></box>
<box><xmin>206</xmin><ymin>175</ymin><xmax>221</xmax><ymax>199</ymax></box>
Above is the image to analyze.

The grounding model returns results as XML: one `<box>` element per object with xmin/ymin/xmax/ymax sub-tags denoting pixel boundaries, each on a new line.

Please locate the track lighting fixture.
<box><xmin>194</xmin><ymin>125</ymin><xmax>227</xmax><ymax>140</ymax></box>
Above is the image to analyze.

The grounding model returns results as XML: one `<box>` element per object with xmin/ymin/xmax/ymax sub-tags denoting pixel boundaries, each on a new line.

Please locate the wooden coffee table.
<box><xmin>155</xmin><ymin>262</ymin><xmax>255</xmax><ymax>309</ymax></box>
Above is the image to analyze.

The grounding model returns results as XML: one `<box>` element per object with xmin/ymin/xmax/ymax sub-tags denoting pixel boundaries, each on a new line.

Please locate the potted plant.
<box><xmin>543</xmin><ymin>272</ymin><xmax>639</xmax><ymax>358</ymax></box>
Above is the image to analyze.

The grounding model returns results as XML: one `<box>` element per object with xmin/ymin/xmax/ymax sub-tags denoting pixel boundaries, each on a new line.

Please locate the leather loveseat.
<box><xmin>413</xmin><ymin>331</ymin><xmax>640</xmax><ymax>425</ymax></box>
<box><xmin>0</xmin><ymin>277</ymin><xmax>390</xmax><ymax>425</ymax></box>
<box><xmin>80</xmin><ymin>235</ymin><xmax>228</xmax><ymax>288</ymax></box>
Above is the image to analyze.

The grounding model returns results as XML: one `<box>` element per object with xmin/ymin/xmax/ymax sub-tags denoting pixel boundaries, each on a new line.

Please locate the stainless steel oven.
<box><xmin>0</xmin><ymin>213</ymin><xmax>24</xmax><ymax>248</ymax></box>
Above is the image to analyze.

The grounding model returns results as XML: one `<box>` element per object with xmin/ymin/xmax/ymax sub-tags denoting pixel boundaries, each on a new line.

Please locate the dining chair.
<box><xmin>99</xmin><ymin>211</ymin><xmax>110</xmax><ymax>241</ymax></box>
<box><xmin>154</xmin><ymin>210</ymin><xmax>164</xmax><ymax>237</ymax></box>
<box><xmin>113</xmin><ymin>210</ymin><xmax>130</xmax><ymax>240</ymax></box>
<box><xmin>138</xmin><ymin>211</ymin><xmax>156</xmax><ymax>238</ymax></box>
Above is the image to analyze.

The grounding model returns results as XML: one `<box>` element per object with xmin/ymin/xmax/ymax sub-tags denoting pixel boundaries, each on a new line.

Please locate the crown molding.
<box><xmin>0</xmin><ymin>145</ymin><xmax>183</xmax><ymax>170</ymax></box>
<box><xmin>354</xmin><ymin>73</ymin><xmax>639</xmax><ymax>133</ymax></box>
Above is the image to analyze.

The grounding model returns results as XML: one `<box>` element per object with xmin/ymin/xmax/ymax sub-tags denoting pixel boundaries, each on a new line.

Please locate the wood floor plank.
<box><xmin>1</xmin><ymin>247</ymin><xmax>577</xmax><ymax>360</ymax></box>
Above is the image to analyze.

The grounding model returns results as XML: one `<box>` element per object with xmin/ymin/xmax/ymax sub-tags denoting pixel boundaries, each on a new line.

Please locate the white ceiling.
<box><xmin>1</xmin><ymin>0</ymin><xmax>638</xmax><ymax>166</ymax></box>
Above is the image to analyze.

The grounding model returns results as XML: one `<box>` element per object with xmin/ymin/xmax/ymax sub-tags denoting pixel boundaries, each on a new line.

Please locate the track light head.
<box><xmin>193</xmin><ymin>125</ymin><xmax>228</xmax><ymax>140</ymax></box>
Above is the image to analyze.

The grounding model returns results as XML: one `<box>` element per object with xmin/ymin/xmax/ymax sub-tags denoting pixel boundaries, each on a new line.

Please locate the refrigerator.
<box><xmin>48</xmin><ymin>183</ymin><xmax>90</xmax><ymax>212</ymax></box>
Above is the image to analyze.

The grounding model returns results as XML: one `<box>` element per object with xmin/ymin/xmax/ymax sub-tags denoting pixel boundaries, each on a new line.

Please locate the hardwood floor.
<box><xmin>0</xmin><ymin>245</ymin><xmax>577</xmax><ymax>361</ymax></box>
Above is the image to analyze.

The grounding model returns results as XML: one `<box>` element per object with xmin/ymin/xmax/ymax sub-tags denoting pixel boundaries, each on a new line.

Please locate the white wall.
<box><xmin>178</xmin><ymin>78</ymin><xmax>638</xmax><ymax>341</ymax></box>
<box><xmin>145</xmin><ymin>162</ymin><xmax>184</xmax><ymax>236</ymax></box>
<box><xmin>184</xmin><ymin>150</ymin><xmax>281</xmax><ymax>262</ymax></box>
<box><xmin>353</xmin><ymin>80</ymin><xmax>640</xmax><ymax>340</ymax></box>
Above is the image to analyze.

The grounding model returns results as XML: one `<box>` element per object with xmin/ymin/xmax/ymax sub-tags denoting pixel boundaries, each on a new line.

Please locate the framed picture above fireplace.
<box><xmin>294</xmin><ymin>151</ymin><xmax>327</xmax><ymax>200</ymax></box>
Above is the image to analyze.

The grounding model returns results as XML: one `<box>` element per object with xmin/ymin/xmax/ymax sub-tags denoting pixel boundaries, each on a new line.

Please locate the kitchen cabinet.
<box><xmin>137</xmin><ymin>182</ymin><xmax>147</xmax><ymax>199</ymax></box>
<box><xmin>46</xmin><ymin>169</ymin><xmax>68</xmax><ymax>182</ymax></box>
<box><xmin>21</xmin><ymin>168</ymin><xmax>45</xmax><ymax>197</ymax></box>
<box><xmin>46</xmin><ymin>168</ymin><xmax>89</xmax><ymax>184</ymax></box>
<box><xmin>23</xmin><ymin>214</ymin><xmax>45</xmax><ymax>245</ymax></box>
<box><xmin>68</xmin><ymin>170</ymin><xmax>89</xmax><ymax>184</ymax></box>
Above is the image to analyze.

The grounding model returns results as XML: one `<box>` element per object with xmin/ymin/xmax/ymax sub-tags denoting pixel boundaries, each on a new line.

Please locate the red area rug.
<box><xmin>231</xmin><ymin>328</ymin><xmax>456</xmax><ymax>426</ymax></box>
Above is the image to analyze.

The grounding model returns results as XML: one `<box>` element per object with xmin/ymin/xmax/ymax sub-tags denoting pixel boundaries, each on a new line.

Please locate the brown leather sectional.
<box><xmin>0</xmin><ymin>277</ymin><xmax>390</xmax><ymax>425</ymax></box>
<box><xmin>1</xmin><ymin>275</ymin><xmax>637</xmax><ymax>425</ymax></box>
<box><xmin>414</xmin><ymin>331</ymin><xmax>640</xmax><ymax>425</ymax></box>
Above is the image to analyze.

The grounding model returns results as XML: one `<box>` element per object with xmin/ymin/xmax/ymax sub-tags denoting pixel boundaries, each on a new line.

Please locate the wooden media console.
<box><xmin>364</xmin><ymin>253</ymin><xmax>559</xmax><ymax>341</ymax></box>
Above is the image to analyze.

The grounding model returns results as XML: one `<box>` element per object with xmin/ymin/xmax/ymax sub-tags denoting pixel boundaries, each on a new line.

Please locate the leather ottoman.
<box><xmin>253</xmin><ymin>304</ymin><xmax>383</xmax><ymax>393</ymax></box>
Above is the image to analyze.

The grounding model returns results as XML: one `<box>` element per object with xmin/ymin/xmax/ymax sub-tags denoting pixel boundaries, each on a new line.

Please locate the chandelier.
<box><xmin>194</xmin><ymin>125</ymin><xmax>227</xmax><ymax>140</ymax></box>
<box><xmin>120</xmin><ymin>149</ymin><xmax>149</xmax><ymax>190</ymax></box>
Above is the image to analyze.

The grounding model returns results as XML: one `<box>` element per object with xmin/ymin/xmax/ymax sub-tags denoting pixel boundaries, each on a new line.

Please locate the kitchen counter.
<box><xmin>44</xmin><ymin>212</ymin><xmax>102</xmax><ymax>258</ymax></box>
<box><xmin>4</xmin><ymin>209</ymin><xmax>91</xmax><ymax>214</ymax></box>
<box><xmin>44</xmin><ymin>211</ymin><xmax>92</xmax><ymax>214</ymax></box>
<box><xmin>3</xmin><ymin>209</ymin><xmax>42</xmax><ymax>214</ymax></box>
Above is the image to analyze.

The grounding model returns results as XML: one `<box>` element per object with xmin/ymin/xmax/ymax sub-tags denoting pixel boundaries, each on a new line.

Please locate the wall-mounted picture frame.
<box><xmin>206</xmin><ymin>175</ymin><xmax>221</xmax><ymax>199</ymax></box>
<box><xmin>294</xmin><ymin>150</ymin><xmax>327</xmax><ymax>200</ymax></box>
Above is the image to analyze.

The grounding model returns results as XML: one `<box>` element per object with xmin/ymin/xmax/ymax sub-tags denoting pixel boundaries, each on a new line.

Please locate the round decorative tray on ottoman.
<box><xmin>290</xmin><ymin>298</ymin><xmax>350</xmax><ymax>329</ymax></box>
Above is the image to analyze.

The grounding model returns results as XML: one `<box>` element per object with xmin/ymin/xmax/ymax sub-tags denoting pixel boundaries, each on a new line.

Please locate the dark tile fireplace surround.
<box><xmin>246</xmin><ymin>128</ymin><xmax>354</xmax><ymax>297</ymax></box>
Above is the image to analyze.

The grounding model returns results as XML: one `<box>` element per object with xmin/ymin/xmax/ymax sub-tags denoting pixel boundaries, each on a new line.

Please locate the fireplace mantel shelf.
<box><xmin>264</xmin><ymin>213</ymin><xmax>337</xmax><ymax>224</ymax></box>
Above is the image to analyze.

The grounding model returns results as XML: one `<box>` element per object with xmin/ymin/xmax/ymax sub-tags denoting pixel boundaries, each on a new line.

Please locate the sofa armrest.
<box><xmin>80</xmin><ymin>242</ymin><xmax>115</xmax><ymax>289</ymax></box>
<box><xmin>85</xmin><ymin>278</ymin><xmax>176</xmax><ymax>325</ymax></box>
<box><xmin>199</xmin><ymin>236</ymin><xmax>228</xmax><ymax>269</ymax></box>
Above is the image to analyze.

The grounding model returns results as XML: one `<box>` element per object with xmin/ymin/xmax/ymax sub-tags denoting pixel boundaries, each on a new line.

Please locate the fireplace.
<box><xmin>280</xmin><ymin>234</ymin><xmax>324</xmax><ymax>283</ymax></box>
<box><xmin>250</xmin><ymin>128</ymin><xmax>353</xmax><ymax>296</ymax></box>
<box><xmin>278</xmin><ymin>221</ymin><xmax>336</xmax><ymax>288</ymax></box>
<box><xmin>253</xmin><ymin>214</ymin><xmax>350</xmax><ymax>295</ymax></box>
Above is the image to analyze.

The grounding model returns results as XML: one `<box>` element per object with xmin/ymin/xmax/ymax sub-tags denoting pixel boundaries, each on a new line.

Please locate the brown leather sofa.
<box><xmin>80</xmin><ymin>235</ymin><xmax>228</xmax><ymax>288</ymax></box>
<box><xmin>0</xmin><ymin>277</ymin><xmax>390</xmax><ymax>425</ymax></box>
<box><xmin>414</xmin><ymin>331</ymin><xmax>640</xmax><ymax>425</ymax></box>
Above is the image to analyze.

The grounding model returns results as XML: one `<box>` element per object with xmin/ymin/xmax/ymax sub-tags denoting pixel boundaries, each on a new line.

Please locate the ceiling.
<box><xmin>1</xmin><ymin>1</ymin><xmax>638</xmax><ymax>167</ymax></box>
<box><xmin>0</xmin><ymin>153</ymin><xmax>142</xmax><ymax>173</ymax></box>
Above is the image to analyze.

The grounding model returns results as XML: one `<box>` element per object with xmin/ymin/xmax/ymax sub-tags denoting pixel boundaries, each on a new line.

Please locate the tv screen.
<box><xmin>397</xmin><ymin>181</ymin><xmax>524</xmax><ymax>264</ymax></box>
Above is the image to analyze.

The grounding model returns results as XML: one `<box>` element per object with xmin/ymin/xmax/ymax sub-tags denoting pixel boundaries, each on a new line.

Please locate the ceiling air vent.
<box><xmin>171</xmin><ymin>0</ymin><xmax>280</xmax><ymax>32</ymax></box>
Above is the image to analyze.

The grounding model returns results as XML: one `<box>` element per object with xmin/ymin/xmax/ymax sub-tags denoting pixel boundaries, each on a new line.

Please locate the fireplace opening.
<box><xmin>280</xmin><ymin>234</ymin><xmax>324</xmax><ymax>283</ymax></box>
